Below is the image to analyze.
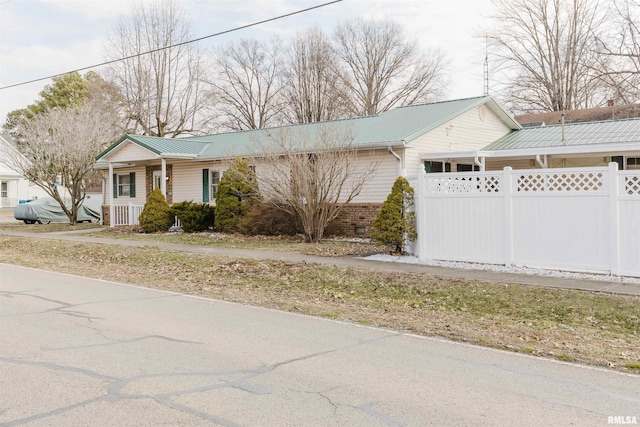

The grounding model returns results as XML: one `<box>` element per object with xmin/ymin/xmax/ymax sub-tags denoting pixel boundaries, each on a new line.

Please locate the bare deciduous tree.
<box><xmin>334</xmin><ymin>18</ymin><xmax>448</xmax><ymax>116</ymax></box>
<box><xmin>249</xmin><ymin>125</ymin><xmax>378</xmax><ymax>242</ymax></box>
<box><xmin>5</xmin><ymin>101</ymin><xmax>120</xmax><ymax>224</ymax></box>
<box><xmin>106</xmin><ymin>0</ymin><xmax>208</xmax><ymax>137</ymax></box>
<box><xmin>282</xmin><ymin>27</ymin><xmax>349</xmax><ymax>124</ymax></box>
<box><xmin>485</xmin><ymin>0</ymin><xmax>608</xmax><ymax>112</ymax></box>
<box><xmin>596</xmin><ymin>0</ymin><xmax>640</xmax><ymax>105</ymax></box>
<box><xmin>209</xmin><ymin>38</ymin><xmax>284</xmax><ymax>131</ymax></box>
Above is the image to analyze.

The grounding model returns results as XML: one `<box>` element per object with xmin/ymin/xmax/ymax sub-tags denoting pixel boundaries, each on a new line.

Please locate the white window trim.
<box><xmin>152</xmin><ymin>170</ymin><xmax>162</xmax><ymax>190</ymax></box>
<box><xmin>210</xmin><ymin>170</ymin><xmax>220</xmax><ymax>201</ymax></box>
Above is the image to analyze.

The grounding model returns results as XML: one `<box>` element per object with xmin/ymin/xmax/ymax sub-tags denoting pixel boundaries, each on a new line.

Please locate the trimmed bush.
<box><xmin>170</xmin><ymin>201</ymin><xmax>215</xmax><ymax>233</ymax></box>
<box><xmin>371</xmin><ymin>176</ymin><xmax>417</xmax><ymax>253</ymax></box>
<box><xmin>215</xmin><ymin>157</ymin><xmax>260</xmax><ymax>233</ymax></box>
<box><xmin>238</xmin><ymin>202</ymin><xmax>299</xmax><ymax>236</ymax></box>
<box><xmin>139</xmin><ymin>188</ymin><xmax>173</xmax><ymax>233</ymax></box>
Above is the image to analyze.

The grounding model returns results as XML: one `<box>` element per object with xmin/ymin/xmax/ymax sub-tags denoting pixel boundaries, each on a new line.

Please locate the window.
<box><xmin>113</xmin><ymin>172</ymin><xmax>136</xmax><ymax>198</ymax></box>
<box><xmin>202</xmin><ymin>168</ymin><xmax>220</xmax><ymax>203</ymax></box>
<box><xmin>424</xmin><ymin>161</ymin><xmax>451</xmax><ymax>173</ymax></box>
<box><xmin>210</xmin><ymin>171</ymin><xmax>220</xmax><ymax>200</ymax></box>
<box><xmin>456</xmin><ymin>164</ymin><xmax>480</xmax><ymax>172</ymax></box>
<box><xmin>118</xmin><ymin>174</ymin><xmax>130</xmax><ymax>196</ymax></box>
<box><xmin>1</xmin><ymin>182</ymin><xmax>7</xmax><ymax>198</ymax></box>
<box><xmin>626</xmin><ymin>157</ymin><xmax>640</xmax><ymax>170</ymax></box>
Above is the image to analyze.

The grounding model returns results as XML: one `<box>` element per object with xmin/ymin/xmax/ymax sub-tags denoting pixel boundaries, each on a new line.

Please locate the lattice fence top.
<box><xmin>426</xmin><ymin>175</ymin><xmax>501</xmax><ymax>194</ymax></box>
<box><xmin>625</xmin><ymin>175</ymin><xmax>640</xmax><ymax>196</ymax></box>
<box><xmin>515</xmin><ymin>171</ymin><xmax>605</xmax><ymax>193</ymax></box>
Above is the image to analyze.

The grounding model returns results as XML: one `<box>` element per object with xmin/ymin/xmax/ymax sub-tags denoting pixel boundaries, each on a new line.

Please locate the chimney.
<box><xmin>607</xmin><ymin>99</ymin><xmax>615</xmax><ymax>107</ymax></box>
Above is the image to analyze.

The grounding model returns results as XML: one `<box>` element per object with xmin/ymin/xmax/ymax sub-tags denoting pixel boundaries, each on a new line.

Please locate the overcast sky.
<box><xmin>0</xmin><ymin>0</ymin><xmax>496</xmax><ymax>122</ymax></box>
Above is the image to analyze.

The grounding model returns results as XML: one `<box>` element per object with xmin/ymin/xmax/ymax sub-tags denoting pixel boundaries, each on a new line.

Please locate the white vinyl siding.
<box><xmin>106</xmin><ymin>141</ymin><xmax>158</xmax><ymax>163</ymax></box>
<box><xmin>350</xmin><ymin>150</ymin><xmax>400</xmax><ymax>203</ymax></box>
<box><xmin>408</xmin><ymin>106</ymin><xmax>513</xmax><ymax>176</ymax></box>
<box><xmin>104</xmin><ymin>167</ymin><xmax>145</xmax><ymax>205</ymax></box>
<box><xmin>171</xmin><ymin>161</ymin><xmax>230</xmax><ymax>204</ymax></box>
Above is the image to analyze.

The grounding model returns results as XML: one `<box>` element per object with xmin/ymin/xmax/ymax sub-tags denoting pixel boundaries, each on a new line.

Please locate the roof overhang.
<box><xmin>421</xmin><ymin>142</ymin><xmax>640</xmax><ymax>161</ymax></box>
<box><xmin>193</xmin><ymin>140</ymin><xmax>406</xmax><ymax>162</ymax></box>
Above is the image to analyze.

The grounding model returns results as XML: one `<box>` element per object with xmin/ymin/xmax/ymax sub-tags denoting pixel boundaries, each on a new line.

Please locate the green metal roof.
<box><xmin>483</xmin><ymin>118</ymin><xmax>640</xmax><ymax>151</ymax></box>
<box><xmin>98</xmin><ymin>96</ymin><xmax>516</xmax><ymax>161</ymax></box>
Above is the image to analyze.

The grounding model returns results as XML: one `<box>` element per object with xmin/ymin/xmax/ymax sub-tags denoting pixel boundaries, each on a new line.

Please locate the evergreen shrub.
<box><xmin>371</xmin><ymin>176</ymin><xmax>417</xmax><ymax>253</ymax></box>
<box><xmin>138</xmin><ymin>188</ymin><xmax>173</xmax><ymax>233</ymax></box>
<box><xmin>215</xmin><ymin>158</ymin><xmax>260</xmax><ymax>233</ymax></box>
<box><xmin>170</xmin><ymin>201</ymin><xmax>215</xmax><ymax>233</ymax></box>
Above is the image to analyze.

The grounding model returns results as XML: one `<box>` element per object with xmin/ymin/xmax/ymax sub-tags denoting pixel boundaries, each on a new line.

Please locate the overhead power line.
<box><xmin>0</xmin><ymin>0</ymin><xmax>343</xmax><ymax>90</ymax></box>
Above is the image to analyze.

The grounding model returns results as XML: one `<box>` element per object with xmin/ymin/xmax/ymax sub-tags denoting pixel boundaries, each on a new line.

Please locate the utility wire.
<box><xmin>0</xmin><ymin>0</ymin><xmax>343</xmax><ymax>90</ymax></box>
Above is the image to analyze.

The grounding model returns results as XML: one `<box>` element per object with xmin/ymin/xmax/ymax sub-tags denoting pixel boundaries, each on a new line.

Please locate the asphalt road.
<box><xmin>1</xmin><ymin>264</ymin><xmax>638</xmax><ymax>426</ymax></box>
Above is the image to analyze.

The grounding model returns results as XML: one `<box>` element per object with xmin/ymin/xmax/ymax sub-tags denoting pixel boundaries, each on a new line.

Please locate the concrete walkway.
<box><xmin>1</xmin><ymin>228</ymin><xmax>639</xmax><ymax>296</ymax></box>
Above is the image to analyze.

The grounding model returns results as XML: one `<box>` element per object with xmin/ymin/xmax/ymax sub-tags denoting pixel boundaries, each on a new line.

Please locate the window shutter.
<box><xmin>202</xmin><ymin>169</ymin><xmax>209</xmax><ymax>202</ymax></box>
<box><xmin>112</xmin><ymin>174</ymin><xmax>118</xmax><ymax>199</ymax></box>
<box><xmin>129</xmin><ymin>172</ymin><xmax>136</xmax><ymax>197</ymax></box>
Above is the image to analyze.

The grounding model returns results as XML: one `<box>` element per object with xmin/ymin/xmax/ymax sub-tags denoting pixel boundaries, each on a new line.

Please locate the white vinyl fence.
<box><xmin>414</xmin><ymin>163</ymin><xmax>640</xmax><ymax>277</ymax></box>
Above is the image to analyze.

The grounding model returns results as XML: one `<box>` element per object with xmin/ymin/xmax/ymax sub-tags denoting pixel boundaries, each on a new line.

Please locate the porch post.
<box><xmin>161</xmin><ymin>158</ymin><xmax>167</xmax><ymax>198</ymax></box>
<box><xmin>108</xmin><ymin>162</ymin><xmax>114</xmax><ymax>227</ymax></box>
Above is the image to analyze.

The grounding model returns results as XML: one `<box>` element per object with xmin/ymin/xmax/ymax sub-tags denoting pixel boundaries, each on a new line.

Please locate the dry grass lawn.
<box><xmin>0</xmin><ymin>229</ymin><xmax>638</xmax><ymax>374</ymax></box>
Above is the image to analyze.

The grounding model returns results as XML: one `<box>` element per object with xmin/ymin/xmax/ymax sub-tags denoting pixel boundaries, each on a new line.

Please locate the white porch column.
<box><xmin>161</xmin><ymin>158</ymin><xmax>167</xmax><ymax>198</ymax></box>
<box><xmin>108</xmin><ymin>162</ymin><xmax>114</xmax><ymax>227</ymax></box>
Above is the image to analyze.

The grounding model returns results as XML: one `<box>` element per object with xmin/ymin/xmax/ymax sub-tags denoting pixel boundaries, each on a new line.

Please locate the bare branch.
<box><xmin>105</xmin><ymin>0</ymin><xmax>210</xmax><ymax>137</ymax></box>
<box><xmin>248</xmin><ymin>124</ymin><xmax>378</xmax><ymax>242</ymax></box>
<box><xmin>4</xmin><ymin>101</ymin><xmax>120</xmax><ymax>224</ymax></box>
<box><xmin>334</xmin><ymin>18</ymin><xmax>449</xmax><ymax>116</ymax></box>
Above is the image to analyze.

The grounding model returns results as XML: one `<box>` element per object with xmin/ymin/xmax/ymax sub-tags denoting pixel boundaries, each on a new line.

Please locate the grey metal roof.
<box><xmin>97</xmin><ymin>96</ymin><xmax>518</xmax><ymax>161</ymax></box>
<box><xmin>483</xmin><ymin>118</ymin><xmax>640</xmax><ymax>151</ymax></box>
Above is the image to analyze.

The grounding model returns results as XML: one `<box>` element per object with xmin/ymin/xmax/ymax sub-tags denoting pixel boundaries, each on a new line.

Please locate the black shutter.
<box><xmin>202</xmin><ymin>169</ymin><xmax>209</xmax><ymax>202</ymax></box>
<box><xmin>129</xmin><ymin>172</ymin><xmax>136</xmax><ymax>197</ymax></box>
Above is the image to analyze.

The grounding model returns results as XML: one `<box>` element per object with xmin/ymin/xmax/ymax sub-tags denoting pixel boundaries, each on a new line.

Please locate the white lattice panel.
<box><xmin>426</xmin><ymin>175</ymin><xmax>501</xmax><ymax>194</ymax></box>
<box><xmin>625</xmin><ymin>175</ymin><xmax>640</xmax><ymax>196</ymax></box>
<box><xmin>516</xmin><ymin>172</ymin><xmax>604</xmax><ymax>192</ymax></box>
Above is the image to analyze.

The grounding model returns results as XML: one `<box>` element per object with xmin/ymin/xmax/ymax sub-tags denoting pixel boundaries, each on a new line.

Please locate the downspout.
<box><xmin>536</xmin><ymin>154</ymin><xmax>548</xmax><ymax>168</ymax></box>
<box><xmin>388</xmin><ymin>145</ymin><xmax>404</xmax><ymax>177</ymax></box>
<box><xmin>473</xmin><ymin>153</ymin><xmax>485</xmax><ymax>171</ymax></box>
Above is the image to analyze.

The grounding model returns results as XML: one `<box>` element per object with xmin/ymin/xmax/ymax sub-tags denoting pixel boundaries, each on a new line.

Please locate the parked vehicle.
<box><xmin>13</xmin><ymin>197</ymin><xmax>101</xmax><ymax>224</ymax></box>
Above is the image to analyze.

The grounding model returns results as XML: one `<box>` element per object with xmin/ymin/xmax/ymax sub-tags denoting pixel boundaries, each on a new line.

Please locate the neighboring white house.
<box><xmin>0</xmin><ymin>133</ymin><xmax>51</xmax><ymax>207</ymax></box>
<box><xmin>95</xmin><ymin>96</ymin><xmax>521</xmax><ymax>232</ymax></box>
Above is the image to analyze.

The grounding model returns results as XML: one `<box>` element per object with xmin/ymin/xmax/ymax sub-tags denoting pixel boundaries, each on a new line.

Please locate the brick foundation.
<box><xmin>327</xmin><ymin>203</ymin><xmax>382</xmax><ymax>238</ymax></box>
<box><xmin>102</xmin><ymin>205</ymin><xmax>109</xmax><ymax>225</ymax></box>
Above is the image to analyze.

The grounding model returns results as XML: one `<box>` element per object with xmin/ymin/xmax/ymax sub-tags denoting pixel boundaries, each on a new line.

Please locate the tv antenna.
<box><xmin>483</xmin><ymin>36</ymin><xmax>489</xmax><ymax>96</ymax></box>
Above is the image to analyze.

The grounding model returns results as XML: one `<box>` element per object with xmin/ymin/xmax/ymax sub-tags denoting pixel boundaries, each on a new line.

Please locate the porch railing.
<box><xmin>111</xmin><ymin>203</ymin><xmax>181</xmax><ymax>229</ymax></box>
<box><xmin>112</xmin><ymin>203</ymin><xmax>144</xmax><ymax>226</ymax></box>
